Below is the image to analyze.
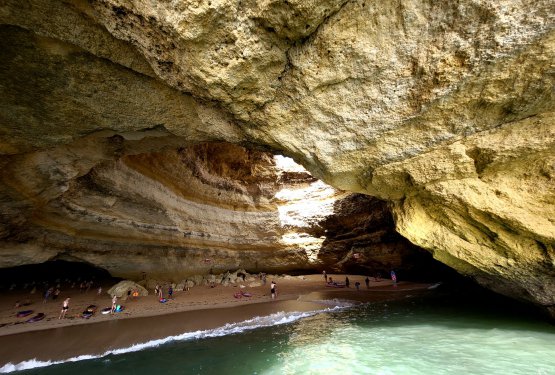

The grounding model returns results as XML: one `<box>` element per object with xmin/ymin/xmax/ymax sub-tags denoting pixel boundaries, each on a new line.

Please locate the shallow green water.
<box><xmin>5</xmin><ymin>288</ymin><xmax>555</xmax><ymax>375</ymax></box>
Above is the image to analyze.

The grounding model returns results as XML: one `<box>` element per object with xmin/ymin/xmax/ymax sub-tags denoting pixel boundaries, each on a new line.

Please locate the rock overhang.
<box><xmin>0</xmin><ymin>0</ymin><xmax>553</xmax><ymax>317</ymax></box>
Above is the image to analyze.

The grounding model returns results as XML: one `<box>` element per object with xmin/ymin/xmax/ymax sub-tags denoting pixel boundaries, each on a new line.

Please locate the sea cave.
<box><xmin>0</xmin><ymin>0</ymin><xmax>554</xmax><ymax>373</ymax></box>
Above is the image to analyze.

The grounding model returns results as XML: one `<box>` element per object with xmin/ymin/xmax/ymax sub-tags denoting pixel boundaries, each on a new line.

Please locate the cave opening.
<box><xmin>0</xmin><ymin>138</ymin><xmax>549</xmax><ymax>325</ymax></box>
<box><xmin>0</xmin><ymin>260</ymin><xmax>118</xmax><ymax>293</ymax></box>
<box><xmin>0</xmin><ymin>2</ymin><xmax>553</xmax><ymax>368</ymax></box>
<box><xmin>0</xmin><ymin>140</ymin><xmax>465</xmax><ymax>284</ymax></box>
<box><xmin>271</xmin><ymin>152</ymin><xmax>463</xmax><ymax>283</ymax></box>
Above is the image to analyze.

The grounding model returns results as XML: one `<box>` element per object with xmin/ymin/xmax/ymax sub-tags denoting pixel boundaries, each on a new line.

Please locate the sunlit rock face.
<box><xmin>0</xmin><ymin>0</ymin><xmax>553</xmax><ymax>314</ymax></box>
<box><xmin>0</xmin><ymin>142</ymin><xmax>424</xmax><ymax>279</ymax></box>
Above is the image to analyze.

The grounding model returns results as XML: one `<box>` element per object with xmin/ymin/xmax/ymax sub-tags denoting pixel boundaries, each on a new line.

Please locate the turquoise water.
<box><xmin>4</xmin><ymin>289</ymin><xmax>555</xmax><ymax>374</ymax></box>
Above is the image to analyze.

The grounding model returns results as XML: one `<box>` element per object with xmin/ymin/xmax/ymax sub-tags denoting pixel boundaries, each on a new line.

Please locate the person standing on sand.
<box><xmin>391</xmin><ymin>270</ymin><xmax>397</xmax><ymax>287</ymax></box>
<box><xmin>43</xmin><ymin>287</ymin><xmax>53</xmax><ymax>303</ymax></box>
<box><xmin>365</xmin><ymin>277</ymin><xmax>370</xmax><ymax>289</ymax></box>
<box><xmin>168</xmin><ymin>285</ymin><xmax>173</xmax><ymax>299</ymax></box>
<box><xmin>270</xmin><ymin>281</ymin><xmax>277</xmax><ymax>300</ymax></box>
<box><xmin>345</xmin><ymin>277</ymin><xmax>350</xmax><ymax>288</ymax></box>
<box><xmin>111</xmin><ymin>295</ymin><xmax>117</xmax><ymax>314</ymax></box>
<box><xmin>355</xmin><ymin>281</ymin><xmax>361</xmax><ymax>291</ymax></box>
<box><xmin>59</xmin><ymin>297</ymin><xmax>70</xmax><ymax>319</ymax></box>
<box><xmin>323</xmin><ymin>270</ymin><xmax>327</xmax><ymax>283</ymax></box>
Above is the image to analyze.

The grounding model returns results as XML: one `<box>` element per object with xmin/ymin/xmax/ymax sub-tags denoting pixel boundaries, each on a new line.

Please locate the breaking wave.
<box><xmin>1</xmin><ymin>303</ymin><xmax>352</xmax><ymax>373</ymax></box>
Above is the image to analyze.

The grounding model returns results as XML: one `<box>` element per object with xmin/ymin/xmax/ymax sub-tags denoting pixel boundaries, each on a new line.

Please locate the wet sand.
<box><xmin>0</xmin><ymin>275</ymin><xmax>431</xmax><ymax>366</ymax></box>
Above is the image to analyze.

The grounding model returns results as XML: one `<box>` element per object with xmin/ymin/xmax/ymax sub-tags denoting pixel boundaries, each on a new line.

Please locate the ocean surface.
<box><xmin>3</xmin><ymin>286</ymin><xmax>555</xmax><ymax>375</ymax></box>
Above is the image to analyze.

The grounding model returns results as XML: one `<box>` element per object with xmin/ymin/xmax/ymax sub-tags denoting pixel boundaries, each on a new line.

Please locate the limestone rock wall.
<box><xmin>318</xmin><ymin>194</ymin><xmax>436</xmax><ymax>277</ymax></box>
<box><xmin>0</xmin><ymin>0</ymin><xmax>553</xmax><ymax>315</ymax></box>
<box><xmin>0</xmin><ymin>141</ymin><xmax>422</xmax><ymax>280</ymax></box>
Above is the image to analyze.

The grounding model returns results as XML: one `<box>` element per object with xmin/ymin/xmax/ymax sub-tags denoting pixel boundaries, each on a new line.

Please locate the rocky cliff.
<box><xmin>0</xmin><ymin>140</ymin><xmax>425</xmax><ymax>280</ymax></box>
<box><xmin>0</xmin><ymin>0</ymin><xmax>553</xmax><ymax>316</ymax></box>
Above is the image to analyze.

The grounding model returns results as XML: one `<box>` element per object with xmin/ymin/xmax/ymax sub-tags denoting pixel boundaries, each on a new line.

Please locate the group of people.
<box><xmin>78</xmin><ymin>280</ymin><xmax>94</xmax><ymax>293</ymax></box>
<box><xmin>58</xmin><ymin>291</ymin><xmax>122</xmax><ymax>319</ymax></box>
<box><xmin>322</xmin><ymin>270</ymin><xmax>398</xmax><ymax>288</ymax></box>
<box><xmin>53</xmin><ymin>270</ymin><xmax>398</xmax><ymax>321</ymax></box>
<box><xmin>154</xmin><ymin>284</ymin><xmax>173</xmax><ymax>300</ymax></box>
<box><xmin>43</xmin><ymin>287</ymin><xmax>61</xmax><ymax>303</ymax></box>
<box><xmin>40</xmin><ymin>277</ymin><xmax>100</xmax><ymax>305</ymax></box>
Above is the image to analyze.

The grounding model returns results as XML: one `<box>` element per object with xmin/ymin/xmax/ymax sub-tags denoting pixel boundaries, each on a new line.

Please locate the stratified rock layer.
<box><xmin>0</xmin><ymin>0</ymin><xmax>553</xmax><ymax>315</ymax></box>
<box><xmin>0</xmin><ymin>141</ymin><xmax>424</xmax><ymax>280</ymax></box>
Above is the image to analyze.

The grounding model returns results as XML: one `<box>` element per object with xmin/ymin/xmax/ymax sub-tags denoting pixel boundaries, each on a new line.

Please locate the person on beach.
<box><xmin>97</xmin><ymin>286</ymin><xmax>102</xmax><ymax>296</ymax></box>
<box><xmin>270</xmin><ymin>281</ymin><xmax>277</xmax><ymax>300</ymax></box>
<box><xmin>323</xmin><ymin>270</ymin><xmax>327</xmax><ymax>283</ymax></box>
<box><xmin>168</xmin><ymin>285</ymin><xmax>173</xmax><ymax>299</ymax></box>
<box><xmin>155</xmin><ymin>284</ymin><xmax>164</xmax><ymax>298</ymax></box>
<box><xmin>355</xmin><ymin>281</ymin><xmax>361</xmax><ymax>291</ymax></box>
<box><xmin>59</xmin><ymin>297</ymin><xmax>70</xmax><ymax>319</ymax></box>
<box><xmin>345</xmin><ymin>277</ymin><xmax>350</xmax><ymax>288</ymax></box>
<box><xmin>43</xmin><ymin>287</ymin><xmax>53</xmax><ymax>303</ymax></box>
<box><xmin>391</xmin><ymin>270</ymin><xmax>397</xmax><ymax>287</ymax></box>
<box><xmin>111</xmin><ymin>295</ymin><xmax>118</xmax><ymax>314</ymax></box>
<box><xmin>365</xmin><ymin>277</ymin><xmax>370</xmax><ymax>289</ymax></box>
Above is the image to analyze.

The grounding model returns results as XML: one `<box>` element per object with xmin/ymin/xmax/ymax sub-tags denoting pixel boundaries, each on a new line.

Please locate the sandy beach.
<box><xmin>0</xmin><ymin>274</ymin><xmax>432</xmax><ymax>366</ymax></box>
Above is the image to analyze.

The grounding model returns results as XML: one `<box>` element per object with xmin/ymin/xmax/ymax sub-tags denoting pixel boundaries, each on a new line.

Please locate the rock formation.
<box><xmin>0</xmin><ymin>0</ymin><xmax>553</xmax><ymax>316</ymax></box>
<box><xmin>107</xmin><ymin>280</ymin><xmax>148</xmax><ymax>299</ymax></box>
<box><xmin>0</xmin><ymin>140</ymin><xmax>426</xmax><ymax>280</ymax></box>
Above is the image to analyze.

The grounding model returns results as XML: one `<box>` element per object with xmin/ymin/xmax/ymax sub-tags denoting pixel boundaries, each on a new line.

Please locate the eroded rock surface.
<box><xmin>0</xmin><ymin>141</ymin><xmax>423</xmax><ymax>280</ymax></box>
<box><xmin>1</xmin><ymin>0</ymin><xmax>553</xmax><ymax>315</ymax></box>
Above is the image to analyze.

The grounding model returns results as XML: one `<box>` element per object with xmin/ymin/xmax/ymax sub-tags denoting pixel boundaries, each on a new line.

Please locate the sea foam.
<box><xmin>0</xmin><ymin>304</ymin><xmax>349</xmax><ymax>373</ymax></box>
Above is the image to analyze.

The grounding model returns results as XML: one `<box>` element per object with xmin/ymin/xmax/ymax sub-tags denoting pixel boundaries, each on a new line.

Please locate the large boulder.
<box><xmin>107</xmin><ymin>280</ymin><xmax>148</xmax><ymax>300</ymax></box>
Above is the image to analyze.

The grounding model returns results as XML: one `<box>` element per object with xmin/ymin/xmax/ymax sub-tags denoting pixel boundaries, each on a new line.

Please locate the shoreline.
<box><xmin>0</xmin><ymin>275</ymin><xmax>432</xmax><ymax>368</ymax></box>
